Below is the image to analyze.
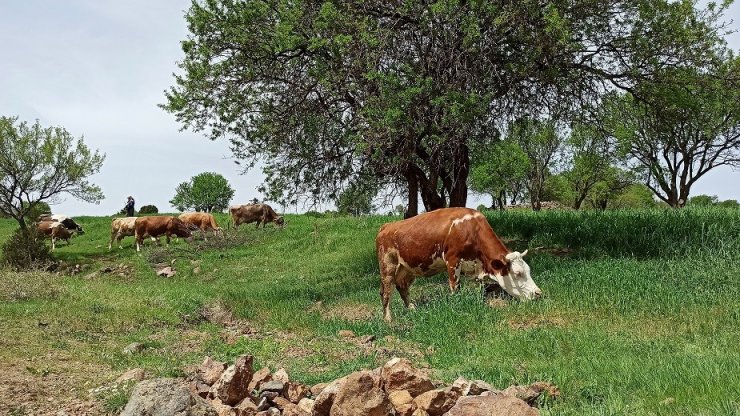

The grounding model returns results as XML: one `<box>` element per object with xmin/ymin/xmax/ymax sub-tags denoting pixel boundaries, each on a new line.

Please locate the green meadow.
<box><xmin>1</xmin><ymin>208</ymin><xmax>738</xmax><ymax>415</ymax></box>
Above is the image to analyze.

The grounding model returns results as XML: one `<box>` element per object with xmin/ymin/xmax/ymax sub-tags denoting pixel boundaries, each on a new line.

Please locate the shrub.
<box><xmin>2</xmin><ymin>227</ymin><xmax>55</xmax><ymax>270</ymax></box>
<box><xmin>139</xmin><ymin>205</ymin><xmax>159</xmax><ymax>214</ymax></box>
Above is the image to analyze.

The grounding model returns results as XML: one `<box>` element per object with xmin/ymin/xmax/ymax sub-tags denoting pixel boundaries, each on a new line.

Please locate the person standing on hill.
<box><xmin>124</xmin><ymin>196</ymin><xmax>135</xmax><ymax>217</ymax></box>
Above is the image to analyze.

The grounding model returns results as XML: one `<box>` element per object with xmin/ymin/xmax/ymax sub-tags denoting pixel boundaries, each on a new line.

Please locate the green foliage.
<box><xmin>470</xmin><ymin>140</ymin><xmax>529</xmax><ymax>209</ymax></box>
<box><xmin>0</xmin><ymin>117</ymin><xmax>105</xmax><ymax>228</ymax></box>
<box><xmin>335</xmin><ymin>183</ymin><xmax>376</xmax><ymax>216</ymax></box>
<box><xmin>510</xmin><ymin>119</ymin><xmax>563</xmax><ymax>211</ymax></box>
<box><xmin>610</xmin><ymin>184</ymin><xmax>657</xmax><ymax>209</ymax></box>
<box><xmin>717</xmin><ymin>199</ymin><xmax>739</xmax><ymax>208</ymax></box>
<box><xmin>170</xmin><ymin>172</ymin><xmax>235</xmax><ymax>212</ymax></box>
<box><xmin>138</xmin><ymin>205</ymin><xmax>159</xmax><ymax>214</ymax></box>
<box><xmin>1</xmin><ymin>227</ymin><xmax>55</xmax><ymax>270</ymax></box>
<box><xmin>688</xmin><ymin>194</ymin><xmax>719</xmax><ymax>207</ymax></box>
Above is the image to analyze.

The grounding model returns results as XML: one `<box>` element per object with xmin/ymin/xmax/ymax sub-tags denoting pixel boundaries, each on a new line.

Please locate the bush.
<box><xmin>2</xmin><ymin>227</ymin><xmax>55</xmax><ymax>270</ymax></box>
<box><xmin>139</xmin><ymin>205</ymin><xmax>159</xmax><ymax>214</ymax></box>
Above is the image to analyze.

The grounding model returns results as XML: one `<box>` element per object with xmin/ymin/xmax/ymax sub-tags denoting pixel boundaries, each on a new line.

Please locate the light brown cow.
<box><xmin>109</xmin><ymin>217</ymin><xmax>150</xmax><ymax>250</ymax></box>
<box><xmin>376</xmin><ymin>207</ymin><xmax>542</xmax><ymax>322</ymax></box>
<box><xmin>229</xmin><ymin>204</ymin><xmax>284</xmax><ymax>229</ymax></box>
<box><xmin>178</xmin><ymin>212</ymin><xmax>223</xmax><ymax>240</ymax></box>
<box><xmin>37</xmin><ymin>220</ymin><xmax>74</xmax><ymax>251</ymax></box>
<box><xmin>134</xmin><ymin>216</ymin><xmax>193</xmax><ymax>252</ymax></box>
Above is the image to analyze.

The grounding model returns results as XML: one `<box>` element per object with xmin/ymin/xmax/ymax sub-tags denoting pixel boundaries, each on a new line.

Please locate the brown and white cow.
<box><xmin>134</xmin><ymin>216</ymin><xmax>193</xmax><ymax>252</ymax></box>
<box><xmin>37</xmin><ymin>221</ymin><xmax>75</xmax><ymax>251</ymax></box>
<box><xmin>178</xmin><ymin>212</ymin><xmax>223</xmax><ymax>240</ymax></box>
<box><xmin>229</xmin><ymin>203</ymin><xmax>284</xmax><ymax>229</ymax></box>
<box><xmin>376</xmin><ymin>207</ymin><xmax>542</xmax><ymax>322</ymax></box>
<box><xmin>110</xmin><ymin>217</ymin><xmax>151</xmax><ymax>250</ymax></box>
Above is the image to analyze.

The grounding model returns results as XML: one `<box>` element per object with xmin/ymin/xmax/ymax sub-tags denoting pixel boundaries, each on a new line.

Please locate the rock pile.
<box><xmin>121</xmin><ymin>355</ymin><xmax>556</xmax><ymax>416</ymax></box>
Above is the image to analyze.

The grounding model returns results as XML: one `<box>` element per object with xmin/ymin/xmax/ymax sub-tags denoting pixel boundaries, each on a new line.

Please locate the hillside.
<box><xmin>1</xmin><ymin>209</ymin><xmax>739</xmax><ymax>415</ymax></box>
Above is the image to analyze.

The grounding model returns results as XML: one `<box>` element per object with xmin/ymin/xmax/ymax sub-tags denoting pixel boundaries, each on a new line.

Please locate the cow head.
<box><xmin>173</xmin><ymin>219</ymin><xmax>194</xmax><ymax>242</ymax></box>
<box><xmin>274</xmin><ymin>216</ymin><xmax>285</xmax><ymax>227</ymax></box>
<box><xmin>490</xmin><ymin>250</ymin><xmax>542</xmax><ymax>300</ymax></box>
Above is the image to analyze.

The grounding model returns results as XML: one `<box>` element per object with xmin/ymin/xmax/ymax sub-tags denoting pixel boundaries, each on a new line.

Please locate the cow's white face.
<box><xmin>493</xmin><ymin>251</ymin><xmax>542</xmax><ymax>300</ymax></box>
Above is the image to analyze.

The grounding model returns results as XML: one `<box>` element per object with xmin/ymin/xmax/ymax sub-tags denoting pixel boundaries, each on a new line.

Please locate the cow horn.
<box><xmin>521</xmin><ymin>249</ymin><xmax>529</xmax><ymax>257</ymax></box>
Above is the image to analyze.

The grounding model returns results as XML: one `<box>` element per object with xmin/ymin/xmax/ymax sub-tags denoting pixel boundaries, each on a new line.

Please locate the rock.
<box><xmin>286</xmin><ymin>382</ymin><xmax>310</xmax><ymax>403</ymax></box>
<box><xmin>329</xmin><ymin>370</ymin><xmax>393</xmax><ymax>416</ymax></box>
<box><xmin>157</xmin><ymin>266</ymin><xmax>176</xmax><ymax>277</ymax></box>
<box><xmin>411</xmin><ymin>409</ymin><xmax>429</xmax><ymax>416</ymax></box>
<box><xmin>116</xmin><ymin>368</ymin><xmax>146</xmax><ymax>384</ymax></box>
<box><xmin>273</xmin><ymin>396</ymin><xmax>292</xmax><ymax>410</ymax></box>
<box><xmin>274</xmin><ymin>368</ymin><xmax>290</xmax><ymax>383</ymax></box>
<box><xmin>123</xmin><ymin>342</ymin><xmax>145</xmax><ymax>355</ymax></box>
<box><xmin>311</xmin><ymin>378</ymin><xmax>345</xmax><ymax>416</ymax></box>
<box><xmin>212</xmin><ymin>355</ymin><xmax>255</xmax><ymax>406</ymax></box>
<box><xmin>297</xmin><ymin>398</ymin><xmax>314</xmax><ymax>413</ymax></box>
<box><xmin>337</xmin><ymin>330</ymin><xmax>355</xmax><ymax>338</ymax></box>
<box><xmin>389</xmin><ymin>390</ymin><xmax>416</xmax><ymax>416</ymax></box>
<box><xmin>234</xmin><ymin>398</ymin><xmax>259</xmax><ymax>416</ymax></box>
<box><xmin>380</xmin><ymin>357</ymin><xmax>435</xmax><ymax>397</ymax></box>
<box><xmin>260</xmin><ymin>380</ymin><xmax>286</xmax><ymax>395</ymax></box>
<box><xmin>198</xmin><ymin>356</ymin><xmax>228</xmax><ymax>386</ymax></box>
<box><xmin>267</xmin><ymin>408</ymin><xmax>280</xmax><ymax>416</ymax></box>
<box><xmin>193</xmin><ymin>381</ymin><xmax>211</xmax><ymax>399</ymax></box>
<box><xmin>256</xmin><ymin>397</ymin><xmax>270</xmax><ymax>411</ymax></box>
<box><xmin>211</xmin><ymin>398</ymin><xmax>236</xmax><ymax>416</ymax></box>
<box><xmin>260</xmin><ymin>391</ymin><xmax>279</xmax><ymax>401</ymax></box>
<box><xmin>310</xmin><ymin>382</ymin><xmax>329</xmax><ymax>396</ymax></box>
<box><xmin>444</xmin><ymin>394</ymin><xmax>539</xmax><ymax>416</ymax></box>
<box><xmin>412</xmin><ymin>387</ymin><xmax>461</xmax><ymax>416</ymax></box>
<box><xmin>451</xmin><ymin>377</ymin><xmax>469</xmax><ymax>395</ymax></box>
<box><xmin>467</xmin><ymin>380</ymin><xmax>496</xmax><ymax>396</ymax></box>
<box><xmin>249</xmin><ymin>367</ymin><xmax>273</xmax><ymax>392</ymax></box>
<box><xmin>359</xmin><ymin>335</ymin><xmax>376</xmax><ymax>344</ymax></box>
<box><xmin>120</xmin><ymin>378</ymin><xmax>217</xmax><ymax>416</ymax></box>
<box><xmin>502</xmin><ymin>382</ymin><xmax>559</xmax><ymax>405</ymax></box>
<box><xmin>283</xmin><ymin>402</ymin><xmax>311</xmax><ymax>416</ymax></box>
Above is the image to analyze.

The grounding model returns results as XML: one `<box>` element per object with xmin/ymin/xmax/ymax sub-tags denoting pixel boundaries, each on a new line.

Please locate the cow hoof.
<box><xmin>408</xmin><ymin>303</ymin><xmax>416</xmax><ymax>310</ymax></box>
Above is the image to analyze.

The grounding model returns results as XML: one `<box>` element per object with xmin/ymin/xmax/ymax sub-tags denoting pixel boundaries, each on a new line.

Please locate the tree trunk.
<box><xmin>16</xmin><ymin>216</ymin><xmax>27</xmax><ymax>230</ymax></box>
<box><xmin>405</xmin><ymin>172</ymin><xmax>419</xmax><ymax>219</ymax></box>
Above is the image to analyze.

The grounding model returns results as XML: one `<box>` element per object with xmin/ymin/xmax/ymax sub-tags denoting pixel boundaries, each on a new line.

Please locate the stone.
<box><xmin>260</xmin><ymin>380</ymin><xmax>286</xmax><ymax>395</ymax></box>
<box><xmin>267</xmin><ymin>408</ymin><xmax>280</xmax><ymax>416</ymax></box>
<box><xmin>502</xmin><ymin>382</ymin><xmax>559</xmax><ymax>405</ymax></box>
<box><xmin>198</xmin><ymin>356</ymin><xmax>228</xmax><ymax>386</ymax></box>
<box><xmin>211</xmin><ymin>399</ymin><xmax>236</xmax><ymax>416</ymax></box>
<box><xmin>120</xmin><ymin>378</ymin><xmax>217</xmax><ymax>416</ymax></box>
<box><xmin>297</xmin><ymin>398</ymin><xmax>314</xmax><ymax>413</ymax></box>
<box><xmin>274</xmin><ymin>367</ymin><xmax>290</xmax><ymax>383</ymax></box>
<box><xmin>451</xmin><ymin>377</ymin><xmax>470</xmax><ymax>395</ymax></box>
<box><xmin>260</xmin><ymin>391</ymin><xmax>279</xmax><ymax>401</ymax></box>
<box><xmin>193</xmin><ymin>381</ymin><xmax>211</xmax><ymax>399</ymax></box>
<box><xmin>412</xmin><ymin>387</ymin><xmax>461</xmax><ymax>416</ymax></box>
<box><xmin>337</xmin><ymin>330</ymin><xmax>355</xmax><ymax>338</ymax></box>
<box><xmin>411</xmin><ymin>409</ymin><xmax>429</xmax><ymax>416</ymax></box>
<box><xmin>249</xmin><ymin>367</ymin><xmax>273</xmax><ymax>392</ymax></box>
<box><xmin>234</xmin><ymin>398</ymin><xmax>259</xmax><ymax>416</ymax></box>
<box><xmin>381</xmin><ymin>357</ymin><xmax>435</xmax><ymax>397</ymax></box>
<box><xmin>311</xmin><ymin>378</ymin><xmax>345</xmax><ymax>416</ymax></box>
<box><xmin>212</xmin><ymin>355</ymin><xmax>255</xmax><ymax>406</ymax></box>
<box><xmin>444</xmin><ymin>394</ymin><xmax>539</xmax><ymax>416</ymax></box>
<box><xmin>116</xmin><ymin>368</ymin><xmax>146</xmax><ymax>384</ymax></box>
<box><xmin>388</xmin><ymin>390</ymin><xmax>414</xmax><ymax>408</ymax></box>
<box><xmin>157</xmin><ymin>266</ymin><xmax>176</xmax><ymax>277</ymax></box>
<box><xmin>310</xmin><ymin>382</ymin><xmax>329</xmax><ymax>396</ymax></box>
<box><xmin>468</xmin><ymin>380</ymin><xmax>496</xmax><ymax>396</ymax></box>
<box><xmin>329</xmin><ymin>370</ymin><xmax>393</xmax><ymax>416</ymax></box>
<box><xmin>273</xmin><ymin>396</ymin><xmax>292</xmax><ymax>411</ymax></box>
<box><xmin>287</xmin><ymin>382</ymin><xmax>310</xmax><ymax>403</ymax></box>
<box><xmin>123</xmin><ymin>342</ymin><xmax>145</xmax><ymax>355</ymax></box>
<box><xmin>283</xmin><ymin>402</ymin><xmax>311</xmax><ymax>416</ymax></box>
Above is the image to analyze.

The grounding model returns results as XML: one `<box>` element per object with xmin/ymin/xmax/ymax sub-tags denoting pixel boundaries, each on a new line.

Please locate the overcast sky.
<box><xmin>0</xmin><ymin>1</ymin><xmax>738</xmax><ymax>216</ymax></box>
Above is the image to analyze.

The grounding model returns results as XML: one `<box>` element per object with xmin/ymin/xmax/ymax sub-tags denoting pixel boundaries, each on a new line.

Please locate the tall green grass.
<box><xmin>485</xmin><ymin>207</ymin><xmax>740</xmax><ymax>257</ymax></box>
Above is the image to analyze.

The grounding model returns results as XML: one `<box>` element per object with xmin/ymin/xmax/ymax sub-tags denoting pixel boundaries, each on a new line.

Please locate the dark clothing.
<box><xmin>125</xmin><ymin>199</ymin><xmax>135</xmax><ymax>217</ymax></box>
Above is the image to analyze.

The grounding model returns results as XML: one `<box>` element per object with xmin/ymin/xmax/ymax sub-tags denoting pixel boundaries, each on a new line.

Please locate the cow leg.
<box><xmin>396</xmin><ymin>274</ymin><xmax>416</xmax><ymax>310</ymax></box>
<box><xmin>109</xmin><ymin>231</ymin><xmax>116</xmax><ymax>250</ymax></box>
<box><xmin>379</xmin><ymin>249</ymin><xmax>400</xmax><ymax>322</ymax></box>
<box><xmin>51</xmin><ymin>236</ymin><xmax>56</xmax><ymax>251</ymax></box>
<box><xmin>445</xmin><ymin>254</ymin><xmax>461</xmax><ymax>293</ymax></box>
<box><xmin>135</xmin><ymin>233</ymin><xmax>142</xmax><ymax>252</ymax></box>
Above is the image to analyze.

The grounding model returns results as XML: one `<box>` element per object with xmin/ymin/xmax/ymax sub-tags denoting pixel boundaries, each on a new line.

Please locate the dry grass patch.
<box><xmin>319</xmin><ymin>301</ymin><xmax>376</xmax><ymax>321</ymax></box>
<box><xmin>0</xmin><ymin>269</ymin><xmax>64</xmax><ymax>302</ymax></box>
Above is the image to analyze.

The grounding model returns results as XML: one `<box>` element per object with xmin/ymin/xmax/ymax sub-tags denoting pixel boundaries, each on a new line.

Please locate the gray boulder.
<box><xmin>120</xmin><ymin>378</ymin><xmax>217</xmax><ymax>416</ymax></box>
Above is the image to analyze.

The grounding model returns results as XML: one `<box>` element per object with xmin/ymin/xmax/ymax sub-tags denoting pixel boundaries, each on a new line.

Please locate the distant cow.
<box><xmin>134</xmin><ymin>216</ymin><xmax>193</xmax><ymax>252</ymax></box>
<box><xmin>109</xmin><ymin>217</ymin><xmax>153</xmax><ymax>250</ymax></box>
<box><xmin>375</xmin><ymin>207</ymin><xmax>542</xmax><ymax>322</ymax></box>
<box><xmin>229</xmin><ymin>204</ymin><xmax>284</xmax><ymax>229</ymax></box>
<box><xmin>37</xmin><ymin>221</ymin><xmax>75</xmax><ymax>251</ymax></box>
<box><xmin>178</xmin><ymin>212</ymin><xmax>223</xmax><ymax>240</ymax></box>
<box><xmin>38</xmin><ymin>214</ymin><xmax>84</xmax><ymax>234</ymax></box>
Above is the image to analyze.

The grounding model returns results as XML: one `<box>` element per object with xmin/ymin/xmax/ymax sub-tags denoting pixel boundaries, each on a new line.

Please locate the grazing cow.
<box><xmin>375</xmin><ymin>207</ymin><xmax>542</xmax><ymax>322</ymax></box>
<box><xmin>229</xmin><ymin>204</ymin><xmax>284</xmax><ymax>229</ymax></box>
<box><xmin>37</xmin><ymin>221</ymin><xmax>75</xmax><ymax>250</ymax></box>
<box><xmin>38</xmin><ymin>214</ymin><xmax>85</xmax><ymax>234</ymax></box>
<box><xmin>134</xmin><ymin>216</ymin><xmax>193</xmax><ymax>252</ymax></box>
<box><xmin>109</xmin><ymin>217</ymin><xmax>156</xmax><ymax>250</ymax></box>
<box><xmin>178</xmin><ymin>212</ymin><xmax>223</xmax><ymax>240</ymax></box>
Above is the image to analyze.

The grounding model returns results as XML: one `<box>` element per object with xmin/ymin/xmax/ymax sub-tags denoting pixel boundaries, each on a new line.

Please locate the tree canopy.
<box><xmin>170</xmin><ymin>172</ymin><xmax>235</xmax><ymax>212</ymax></box>
<box><xmin>0</xmin><ymin>116</ymin><xmax>105</xmax><ymax>229</ymax></box>
<box><xmin>163</xmin><ymin>0</ymin><xmax>732</xmax><ymax>215</ymax></box>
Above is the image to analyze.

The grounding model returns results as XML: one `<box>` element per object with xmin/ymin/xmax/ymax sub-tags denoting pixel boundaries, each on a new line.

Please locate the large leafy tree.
<box><xmin>605</xmin><ymin>54</ymin><xmax>740</xmax><ymax>207</ymax></box>
<box><xmin>0</xmin><ymin>117</ymin><xmax>105</xmax><ymax>229</ymax></box>
<box><xmin>470</xmin><ymin>140</ymin><xmax>528</xmax><ymax>210</ymax></box>
<box><xmin>170</xmin><ymin>172</ymin><xmax>235</xmax><ymax>212</ymax></box>
<box><xmin>511</xmin><ymin>119</ymin><xmax>564</xmax><ymax>211</ymax></box>
<box><xmin>164</xmin><ymin>0</ymin><xmax>731</xmax><ymax>216</ymax></box>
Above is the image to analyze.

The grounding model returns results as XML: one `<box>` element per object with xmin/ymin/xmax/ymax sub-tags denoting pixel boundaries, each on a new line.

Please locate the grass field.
<box><xmin>1</xmin><ymin>209</ymin><xmax>739</xmax><ymax>415</ymax></box>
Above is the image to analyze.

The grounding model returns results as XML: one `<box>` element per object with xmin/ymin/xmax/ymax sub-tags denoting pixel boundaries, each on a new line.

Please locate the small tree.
<box><xmin>0</xmin><ymin>117</ymin><xmax>105</xmax><ymax>229</ymax></box>
<box><xmin>335</xmin><ymin>183</ymin><xmax>376</xmax><ymax>216</ymax></box>
<box><xmin>138</xmin><ymin>205</ymin><xmax>159</xmax><ymax>214</ymax></box>
<box><xmin>511</xmin><ymin>119</ymin><xmax>563</xmax><ymax>211</ymax></box>
<box><xmin>470</xmin><ymin>140</ymin><xmax>529</xmax><ymax>210</ymax></box>
<box><xmin>170</xmin><ymin>172</ymin><xmax>235</xmax><ymax>212</ymax></box>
